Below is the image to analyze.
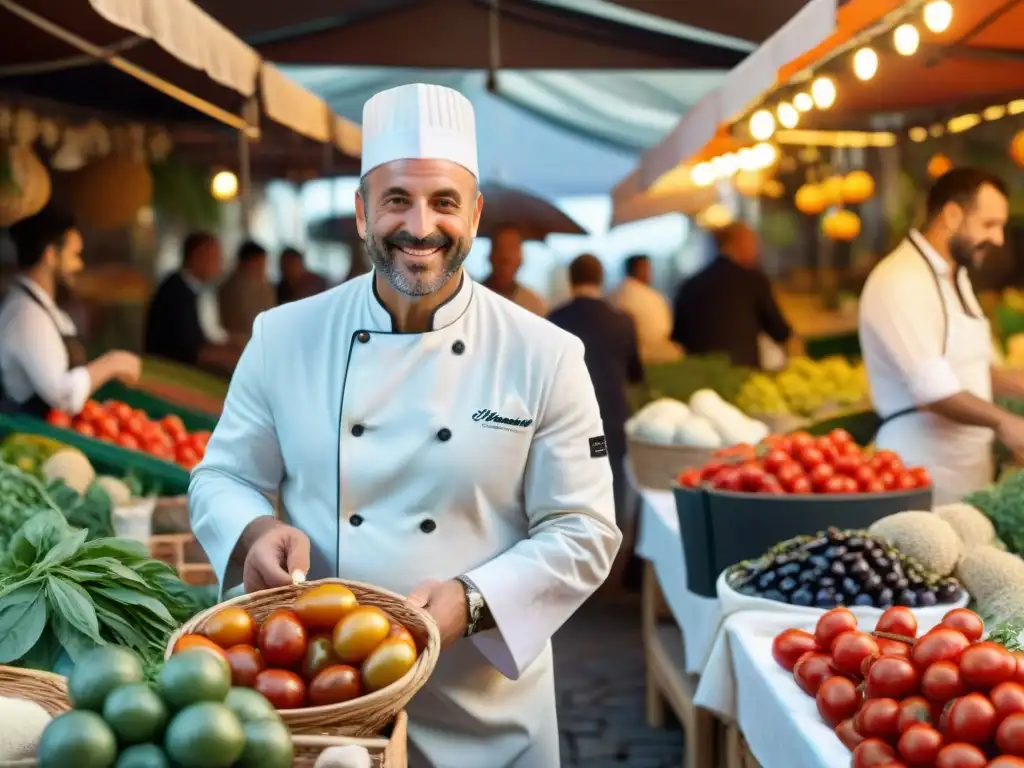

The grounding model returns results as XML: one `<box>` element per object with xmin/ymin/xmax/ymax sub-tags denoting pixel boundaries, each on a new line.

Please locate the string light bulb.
<box><xmin>923</xmin><ymin>1</ymin><xmax>953</xmax><ymax>33</ymax></box>
<box><xmin>777</xmin><ymin>102</ymin><xmax>799</xmax><ymax>129</ymax></box>
<box><xmin>853</xmin><ymin>47</ymin><xmax>879</xmax><ymax>81</ymax></box>
<box><xmin>749</xmin><ymin>109</ymin><xmax>776</xmax><ymax>141</ymax></box>
<box><xmin>811</xmin><ymin>77</ymin><xmax>837</xmax><ymax>109</ymax></box>
<box><xmin>793</xmin><ymin>92</ymin><xmax>814</xmax><ymax>112</ymax></box>
<box><xmin>690</xmin><ymin>162</ymin><xmax>715</xmax><ymax>187</ymax></box>
<box><xmin>893</xmin><ymin>24</ymin><xmax>920</xmax><ymax>56</ymax></box>
<box><xmin>211</xmin><ymin>170</ymin><xmax>239</xmax><ymax>202</ymax></box>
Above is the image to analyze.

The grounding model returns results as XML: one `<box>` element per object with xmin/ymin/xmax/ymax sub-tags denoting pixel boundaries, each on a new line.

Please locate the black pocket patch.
<box><xmin>589</xmin><ymin>435</ymin><xmax>608</xmax><ymax>458</ymax></box>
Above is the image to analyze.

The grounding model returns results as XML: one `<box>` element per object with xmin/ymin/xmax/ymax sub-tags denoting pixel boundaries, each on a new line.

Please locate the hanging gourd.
<box><xmin>822</xmin><ymin>209</ymin><xmax>861</xmax><ymax>241</ymax></box>
<box><xmin>762</xmin><ymin>179</ymin><xmax>785</xmax><ymax>199</ymax></box>
<box><xmin>67</xmin><ymin>155</ymin><xmax>153</xmax><ymax>230</ymax></box>
<box><xmin>927</xmin><ymin>153</ymin><xmax>953</xmax><ymax>179</ymax></box>
<box><xmin>841</xmin><ymin>170</ymin><xmax>875</xmax><ymax>204</ymax></box>
<box><xmin>795</xmin><ymin>183</ymin><xmax>826</xmax><ymax>215</ymax></box>
<box><xmin>734</xmin><ymin>170</ymin><xmax>765</xmax><ymax>197</ymax></box>
<box><xmin>820</xmin><ymin>175</ymin><xmax>845</xmax><ymax>206</ymax></box>
<box><xmin>1010</xmin><ymin>131</ymin><xmax>1024</xmax><ymax>168</ymax></box>
<box><xmin>0</xmin><ymin>143</ymin><xmax>52</xmax><ymax>227</ymax></box>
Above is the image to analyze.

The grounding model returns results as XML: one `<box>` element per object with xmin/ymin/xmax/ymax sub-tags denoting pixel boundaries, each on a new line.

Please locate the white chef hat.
<box><xmin>360</xmin><ymin>83</ymin><xmax>478</xmax><ymax>179</ymax></box>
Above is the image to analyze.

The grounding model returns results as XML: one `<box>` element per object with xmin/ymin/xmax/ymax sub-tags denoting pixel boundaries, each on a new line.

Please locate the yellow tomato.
<box><xmin>294</xmin><ymin>584</ymin><xmax>358</xmax><ymax>631</ymax></box>
<box><xmin>203</xmin><ymin>606</ymin><xmax>256</xmax><ymax>648</ymax></box>
<box><xmin>332</xmin><ymin>606</ymin><xmax>391</xmax><ymax>664</ymax></box>
<box><xmin>361</xmin><ymin>637</ymin><xmax>418</xmax><ymax>692</ymax></box>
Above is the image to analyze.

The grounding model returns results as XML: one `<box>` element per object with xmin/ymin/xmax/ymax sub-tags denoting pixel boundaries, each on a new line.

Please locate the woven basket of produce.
<box><xmin>0</xmin><ymin>667</ymin><xmax>70</xmax><ymax>719</ymax></box>
<box><xmin>166</xmin><ymin>579</ymin><xmax>440</xmax><ymax>738</ymax></box>
<box><xmin>627</xmin><ymin>438</ymin><xmax>713</xmax><ymax>491</ymax></box>
<box><xmin>292</xmin><ymin>711</ymin><xmax>407</xmax><ymax>768</ymax></box>
<box><xmin>0</xmin><ymin>668</ymin><xmax>70</xmax><ymax>768</ymax></box>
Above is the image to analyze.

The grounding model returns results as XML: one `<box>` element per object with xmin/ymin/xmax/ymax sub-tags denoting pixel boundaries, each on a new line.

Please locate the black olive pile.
<box><xmin>726</xmin><ymin>528</ymin><xmax>965</xmax><ymax>609</ymax></box>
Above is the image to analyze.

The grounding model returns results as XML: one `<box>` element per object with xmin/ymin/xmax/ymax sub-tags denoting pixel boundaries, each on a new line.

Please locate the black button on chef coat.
<box><xmin>420</xmin><ymin>519</ymin><xmax>436</xmax><ymax>533</ymax></box>
<box><xmin>437</xmin><ymin>428</ymin><xmax>452</xmax><ymax>442</ymax></box>
<box><xmin>350</xmin><ymin>514</ymin><xmax>364</xmax><ymax>527</ymax></box>
<box><xmin>351</xmin><ymin>424</ymin><xmax>365</xmax><ymax>437</ymax></box>
<box><xmin>356</xmin><ymin>331</ymin><xmax>370</xmax><ymax>343</ymax></box>
<box><xmin>452</xmin><ymin>340</ymin><xmax>465</xmax><ymax>355</ymax></box>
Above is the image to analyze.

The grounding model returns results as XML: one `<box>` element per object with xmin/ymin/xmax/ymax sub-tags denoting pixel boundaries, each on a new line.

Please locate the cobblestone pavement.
<box><xmin>553</xmin><ymin>582</ymin><xmax>685</xmax><ymax>768</ymax></box>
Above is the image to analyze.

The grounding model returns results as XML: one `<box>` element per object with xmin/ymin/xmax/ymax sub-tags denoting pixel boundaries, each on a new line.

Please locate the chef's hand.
<box><xmin>241</xmin><ymin>518</ymin><xmax>311</xmax><ymax>593</ymax></box>
<box><xmin>407</xmin><ymin>579</ymin><xmax>467</xmax><ymax>650</ymax></box>
<box><xmin>99</xmin><ymin>350</ymin><xmax>142</xmax><ymax>385</ymax></box>
<box><xmin>998</xmin><ymin>413</ymin><xmax>1024</xmax><ymax>464</ymax></box>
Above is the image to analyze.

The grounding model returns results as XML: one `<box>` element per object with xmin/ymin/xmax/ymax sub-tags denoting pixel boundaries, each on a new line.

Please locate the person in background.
<box><xmin>144</xmin><ymin>232</ymin><xmax>241</xmax><ymax>376</ymax></box>
<box><xmin>609</xmin><ymin>254</ymin><xmax>682</xmax><ymax>363</ymax></box>
<box><xmin>219</xmin><ymin>240</ymin><xmax>275</xmax><ymax>336</ymax></box>
<box><xmin>671</xmin><ymin>222</ymin><xmax>793</xmax><ymax>368</ymax></box>
<box><xmin>344</xmin><ymin>240</ymin><xmax>372</xmax><ymax>282</ymax></box>
<box><xmin>481</xmin><ymin>226</ymin><xmax>547</xmax><ymax>316</ymax></box>
<box><xmin>548</xmin><ymin>254</ymin><xmax>643</xmax><ymax>529</ymax></box>
<box><xmin>860</xmin><ymin>168</ymin><xmax>1024</xmax><ymax>504</ymax></box>
<box><xmin>277</xmin><ymin>246</ymin><xmax>328</xmax><ymax>304</ymax></box>
<box><xmin>0</xmin><ymin>207</ymin><xmax>140</xmax><ymax>417</ymax></box>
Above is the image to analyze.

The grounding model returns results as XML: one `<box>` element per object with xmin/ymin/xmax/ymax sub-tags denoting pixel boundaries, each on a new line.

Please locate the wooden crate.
<box><xmin>149</xmin><ymin>533</ymin><xmax>216</xmax><ymax>586</ymax></box>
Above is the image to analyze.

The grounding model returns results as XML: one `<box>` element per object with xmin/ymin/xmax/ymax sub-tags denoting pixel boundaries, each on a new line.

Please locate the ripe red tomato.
<box><xmin>876</xmin><ymin>638</ymin><xmax>912</xmax><ymax>658</ymax></box>
<box><xmin>678</xmin><ymin>470</ymin><xmax>702</xmax><ymax>488</ymax></box>
<box><xmin>836</xmin><ymin>718</ymin><xmax>865</xmax><ymax>750</ymax></box>
<box><xmin>866</xmin><ymin>655</ymin><xmax>920</xmax><ymax>700</ymax></box>
<box><xmin>116</xmin><ymin>433</ymin><xmax>140</xmax><ymax>451</ymax></box>
<box><xmin>991</xmin><ymin>681</ymin><xmax>1024</xmax><ymax>722</ymax></box>
<box><xmin>895</xmin><ymin>472</ymin><xmax>918</xmax><ymax>491</ymax></box>
<box><xmin>808</xmin><ymin>463</ymin><xmax>835</xmax><ymax>491</ymax></box>
<box><xmin>46</xmin><ymin>409</ymin><xmax>72</xmax><ymax>428</ymax></box>
<box><xmin>700</xmin><ymin>461</ymin><xmax>727</xmax><ymax>480</ymax></box>
<box><xmin>122</xmin><ymin>416</ymin><xmax>147</xmax><ymax>439</ymax></box>
<box><xmin>94</xmin><ymin>416</ymin><xmax>119</xmax><ymax>441</ymax></box>
<box><xmin>739</xmin><ymin>464</ymin><xmax>768</xmax><ymax>492</ymax></box>
<box><xmin>758</xmin><ymin>475</ymin><xmax>784</xmax><ymax>494</ymax></box>
<box><xmin>822</xmin><ymin>475</ymin><xmax>848</xmax><ymax>494</ymax></box>
<box><xmin>833</xmin><ymin>453</ymin><xmax>862</xmax><ymax>476</ymax></box>
<box><xmin>257</xmin><ymin>609</ymin><xmax>308</xmax><ymax>668</ymax></box>
<box><xmin>789</xmin><ymin>431</ymin><xmax>814</xmax><ymax>450</ymax></box>
<box><xmin>794</xmin><ymin>653</ymin><xmax>837</xmax><ymax>696</ymax></box>
<box><xmin>161</xmin><ymin>414</ymin><xmax>187</xmax><ymax>437</ymax></box>
<box><xmin>877</xmin><ymin>470</ymin><xmax>897</xmax><ymax>490</ymax></box>
<box><xmin>856</xmin><ymin>698</ymin><xmax>901</xmax><ymax>740</ymax></box>
<box><xmin>224</xmin><ymin>644</ymin><xmax>263</xmax><ymax>687</ymax></box>
<box><xmin>1014</xmin><ymin>653</ymin><xmax>1024</xmax><ymax>686</ymax></box>
<box><xmin>897</xmin><ymin>696</ymin><xmax>934</xmax><ymax>733</ymax></box>
<box><xmin>788</xmin><ymin>475</ymin><xmax>813</xmax><ymax>494</ymax></box>
<box><xmin>934</xmin><ymin>742</ymin><xmax>987</xmax><ymax>768</ymax></box>
<box><xmin>908</xmin><ymin>466</ymin><xmax>931</xmax><ymax>488</ymax></box>
<box><xmin>814</xmin><ymin>608</ymin><xmax>858</xmax><ymax>652</ymax></box>
<box><xmin>798</xmin><ymin>446</ymin><xmax>827</xmax><ymax>471</ymax></box>
<box><xmin>876</xmin><ymin>607</ymin><xmax>918</xmax><ymax>639</ymax></box>
<box><xmin>988</xmin><ymin>758</ymin><xmax>1024</xmax><ymax>768</ymax></box>
<box><xmin>307</xmin><ymin>664</ymin><xmax>362</xmax><ymax>706</ymax></box>
<box><xmin>921</xmin><ymin>661</ymin><xmax>964</xmax><ymax>704</ymax></box>
<box><xmin>816</xmin><ymin>676</ymin><xmax>861</xmax><ymax>727</ymax></box>
<box><xmin>712</xmin><ymin>468</ymin><xmax>743</xmax><ymax>491</ymax></box>
<box><xmin>911</xmin><ymin>628</ymin><xmax>970</xmax><ymax>670</ymax></box>
<box><xmin>833</xmin><ymin>631</ymin><xmax>880</xmax><ymax>677</ymax></box>
<box><xmin>996</xmin><ymin>712</ymin><xmax>1024</xmax><ymax>756</ymax></box>
<box><xmin>874</xmin><ymin>449</ymin><xmax>903</xmax><ymax>469</ymax></box>
<box><xmin>762</xmin><ymin>450</ymin><xmax>791</xmax><ymax>474</ymax></box>
<box><xmin>775</xmin><ymin>460</ymin><xmax>803</xmax><ymax>483</ymax></box>
<box><xmin>959</xmin><ymin>642</ymin><xmax>1017</xmax><ymax>690</ymax></box>
<box><xmin>897</xmin><ymin>723</ymin><xmax>943</xmax><ymax>767</ymax></box>
<box><xmin>176</xmin><ymin>445</ymin><xmax>200</xmax><ymax>470</ymax></box>
<box><xmin>940</xmin><ymin>609</ymin><xmax>984</xmax><ymax>643</ymax></box>
<box><xmin>854</xmin><ymin>464</ymin><xmax>878</xmax><ymax>489</ymax></box>
<box><xmin>73</xmin><ymin>420</ymin><xmax>96</xmax><ymax>437</ymax></box>
<box><xmin>851</xmin><ymin>737</ymin><xmax>896</xmax><ymax>768</ymax></box>
<box><xmin>829</xmin><ymin>428</ymin><xmax>854</xmax><ymax>445</ymax></box>
<box><xmin>945</xmin><ymin>694</ymin><xmax>997</xmax><ymax>745</ymax></box>
<box><xmin>254</xmin><ymin>669</ymin><xmax>306</xmax><ymax>709</ymax></box>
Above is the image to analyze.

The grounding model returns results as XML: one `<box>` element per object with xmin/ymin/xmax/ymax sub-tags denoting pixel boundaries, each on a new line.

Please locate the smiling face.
<box><xmin>355</xmin><ymin>158</ymin><xmax>482</xmax><ymax>297</ymax></box>
<box><xmin>944</xmin><ymin>182</ymin><xmax>1009</xmax><ymax>268</ymax></box>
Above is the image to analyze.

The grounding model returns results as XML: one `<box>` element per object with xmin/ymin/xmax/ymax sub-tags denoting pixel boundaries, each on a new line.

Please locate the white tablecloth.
<box><xmin>635</xmin><ymin>488</ymin><xmax>721</xmax><ymax>673</ymax></box>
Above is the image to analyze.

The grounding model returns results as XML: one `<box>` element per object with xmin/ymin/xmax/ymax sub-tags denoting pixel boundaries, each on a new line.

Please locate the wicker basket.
<box><xmin>0</xmin><ymin>667</ymin><xmax>71</xmax><ymax>768</ymax></box>
<box><xmin>166</xmin><ymin>579</ymin><xmax>440</xmax><ymax>738</ymax></box>
<box><xmin>626</xmin><ymin>438</ymin><xmax>713</xmax><ymax>491</ymax></box>
<box><xmin>292</xmin><ymin>711</ymin><xmax>408</xmax><ymax>768</ymax></box>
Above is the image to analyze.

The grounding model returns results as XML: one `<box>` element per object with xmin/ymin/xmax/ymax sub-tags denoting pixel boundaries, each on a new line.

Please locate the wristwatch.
<box><xmin>455</xmin><ymin>575</ymin><xmax>488</xmax><ymax>637</ymax></box>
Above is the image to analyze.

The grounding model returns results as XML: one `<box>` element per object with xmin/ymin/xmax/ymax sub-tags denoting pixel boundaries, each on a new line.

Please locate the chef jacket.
<box><xmin>0</xmin><ymin>277</ymin><xmax>90</xmax><ymax>415</ymax></box>
<box><xmin>189</xmin><ymin>270</ymin><xmax>621</xmax><ymax>767</ymax></box>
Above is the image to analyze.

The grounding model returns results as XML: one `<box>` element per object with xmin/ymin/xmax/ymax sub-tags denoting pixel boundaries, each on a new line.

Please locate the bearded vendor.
<box><xmin>189</xmin><ymin>83</ymin><xmax>622</xmax><ymax>767</ymax></box>
<box><xmin>860</xmin><ymin>168</ymin><xmax>1024</xmax><ymax>505</ymax></box>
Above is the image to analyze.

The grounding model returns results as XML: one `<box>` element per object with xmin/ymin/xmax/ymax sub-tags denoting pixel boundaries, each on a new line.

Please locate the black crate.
<box><xmin>673</xmin><ymin>486</ymin><xmax>933</xmax><ymax>597</ymax></box>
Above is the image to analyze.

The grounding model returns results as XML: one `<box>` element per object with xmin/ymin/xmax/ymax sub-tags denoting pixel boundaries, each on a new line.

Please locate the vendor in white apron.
<box><xmin>860</xmin><ymin>168</ymin><xmax>1024</xmax><ymax>505</ymax></box>
<box><xmin>189</xmin><ymin>83</ymin><xmax>622</xmax><ymax>767</ymax></box>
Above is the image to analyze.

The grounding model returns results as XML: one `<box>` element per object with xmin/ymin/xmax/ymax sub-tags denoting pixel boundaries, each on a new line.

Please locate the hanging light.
<box><xmin>923</xmin><ymin>1</ymin><xmax>953</xmax><ymax>33</ymax></box>
<box><xmin>777</xmin><ymin>102</ymin><xmax>799</xmax><ymax>129</ymax></box>
<box><xmin>737</xmin><ymin>147</ymin><xmax>759</xmax><ymax>172</ymax></box>
<box><xmin>811</xmin><ymin>77</ymin><xmax>837</xmax><ymax>109</ymax></box>
<box><xmin>793</xmin><ymin>92</ymin><xmax>814</xmax><ymax>112</ymax></box>
<box><xmin>752</xmin><ymin>143</ymin><xmax>778</xmax><ymax>169</ymax></box>
<box><xmin>893</xmin><ymin>24</ymin><xmax>920</xmax><ymax>56</ymax></box>
<box><xmin>853</xmin><ymin>47</ymin><xmax>879</xmax><ymax>81</ymax></box>
<box><xmin>749</xmin><ymin>109</ymin><xmax>776</xmax><ymax>141</ymax></box>
<box><xmin>909</xmin><ymin>126</ymin><xmax>929</xmax><ymax>142</ymax></box>
<box><xmin>690</xmin><ymin>162</ymin><xmax>715</xmax><ymax>187</ymax></box>
<box><xmin>211</xmin><ymin>170</ymin><xmax>239</xmax><ymax>202</ymax></box>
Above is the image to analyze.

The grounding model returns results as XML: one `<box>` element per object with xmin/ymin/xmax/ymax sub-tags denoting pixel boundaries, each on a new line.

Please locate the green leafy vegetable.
<box><xmin>965</xmin><ymin>470</ymin><xmax>1024</xmax><ymax>558</ymax></box>
<box><xmin>988</xmin><ymin>620</ymin><xmax>1024</xmax><ymax>652</ymax></box>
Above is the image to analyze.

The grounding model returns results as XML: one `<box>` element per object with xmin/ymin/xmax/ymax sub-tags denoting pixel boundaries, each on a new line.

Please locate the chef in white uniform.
<box><xmin>189</xmin><ymin>83</ymin><xmax>622</xmax><ymax>767</ymax></box>
<box><xmin>860</xmin><ymin>168</ymin><xmax>1024</xmax><ymax>504</ymax></box>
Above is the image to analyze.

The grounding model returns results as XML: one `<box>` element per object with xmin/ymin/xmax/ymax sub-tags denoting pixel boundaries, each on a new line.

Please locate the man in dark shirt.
<box><xmin>671</xmin><ymin>222</ymin><xmax>793</xmax><ymax>368</ymax></box>
<box><xmin>144</xmin><ymin>233</ymin><xmax>241</xmax><ymax>376</ymax></box>
<box><xmin>277</xmin><ymin>247</ymin><xmax>329</xmax><ymax>304</ymax></box>
<box><xmin>548</xmin><ymin>253</ymin><xmax>644</xmax><ymax>526</ymax></box>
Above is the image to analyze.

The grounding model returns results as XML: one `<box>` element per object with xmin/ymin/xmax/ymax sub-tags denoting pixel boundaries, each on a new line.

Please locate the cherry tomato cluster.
<box><xmin>772</xmin><ymin>606</ymin><xmax>1024</xmax><ymax>767</ymax></box>
<box><xmin>171</xmin><ymin>584</ymin><xmax>421</xmax><ymax>711</ymax></box>
<box><xmin>47</xmin><ymin>399</ymin><xmax>209</xmax><ymax>470</ymax></box>
<box><xmin>679</xmin><ymin>429</ymin><xmax>931</xmax><ymax>495</ymax></box>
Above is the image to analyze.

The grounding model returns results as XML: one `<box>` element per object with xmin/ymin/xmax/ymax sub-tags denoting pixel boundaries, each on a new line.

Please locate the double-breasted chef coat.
<box><xmin>859</xmin><ymin>231</ymin><xmax>994</xmax><ymax>504</ymax></box>
<box><xmin>189</xmin><ymin>270</ymin><xmax>622</xmax><ymax>768</ymax></box>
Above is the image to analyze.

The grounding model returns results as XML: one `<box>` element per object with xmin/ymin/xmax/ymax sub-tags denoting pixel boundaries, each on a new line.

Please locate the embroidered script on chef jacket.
<box><xmin>472</xmin><ymin>407</ymin><xmax>534</xmax><ymax>431</ymax></box>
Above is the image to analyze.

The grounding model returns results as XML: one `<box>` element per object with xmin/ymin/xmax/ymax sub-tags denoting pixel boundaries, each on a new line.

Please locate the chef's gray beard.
<box><xmin>364</xmin><ymin>232</ymin><xmax>470</xmax><ymax>297</ymax></box>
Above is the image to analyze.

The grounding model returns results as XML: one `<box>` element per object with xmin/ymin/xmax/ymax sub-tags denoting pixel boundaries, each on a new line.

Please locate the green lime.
<box><xmin>37</xmin><ymin>710</ymin><xmax>117</xmax><ymax>768</ymax></box>
<box><xmin>235</xmin><ymin>719</ymin><xmax>293</xmax><ymax>768</ymax></box>
<box><xmin>223</xmin><ymin>687</ymin><xmax>279</xmax><ymax>723</ymax></box>
<box><xmin>103</xmin><ymin>683</ymin><xmax>168</xmax><ymax>745</ymax></box>
<box><xmin>158</xmin><ymin>649</ymin><xmax>231</xmax><ymax>711</ymax></box>
<box><xmin>115</xmin><ymin>744</ymin><xmax>171</xmax><ymax>768</ymax></box>
<box><xmin>68</xmin><ymin>645</ymin><xmax>144</xmax><ymax>711</ymax></box>
<box><xmin>164</xmin><ymin>702</ymin><xmax>244</xmax><ymax>768</ymax></box>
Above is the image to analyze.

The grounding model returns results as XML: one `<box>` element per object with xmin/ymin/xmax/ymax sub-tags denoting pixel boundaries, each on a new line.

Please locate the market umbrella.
<box><xmin>308</xmin><ymin>182</ymin><xmax>586</xmax><ymax>243</ymax></box>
